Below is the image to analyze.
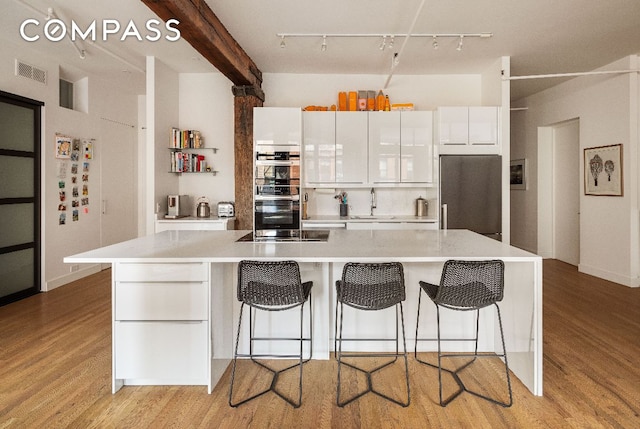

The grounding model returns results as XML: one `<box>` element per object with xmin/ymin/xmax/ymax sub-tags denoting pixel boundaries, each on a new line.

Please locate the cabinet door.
<box><xmin>303</xmin><ymin>111</ymin><xmax>336</xmax><ymax>184</ymax></box>
<box><xmin>438</xmin><ymin>107</ymin><xmax>468</xmax><ymax>145</ymax></box>
<box><xmin>336</xmin><ymin>112</ymin><xmax>368</xmax><ymax>184</ymax></box>
<box><xmin>253</xmin><ymin>107</ymin><xmax>302</xmax><ymax>146</ymax></box>
<box><xmin>469</xmin><ymin>106</ymin><xmax>498</xmax><ymax>145</ymax></box>
<box><xmin>401</xmin><ymin>111</ymin><xmax>433</xmax><ymax>183</ymax></box>
<box><xmin>368</xmin><ymin>111</ymin><xmax>400</xmax><ymax>183</ymax></box>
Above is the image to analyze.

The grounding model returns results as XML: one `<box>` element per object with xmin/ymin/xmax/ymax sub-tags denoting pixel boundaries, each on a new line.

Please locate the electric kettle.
<box><xmin>196</xmin><ymin>197</ymin><xmax>211</xmax><ymax>218</ymax></box>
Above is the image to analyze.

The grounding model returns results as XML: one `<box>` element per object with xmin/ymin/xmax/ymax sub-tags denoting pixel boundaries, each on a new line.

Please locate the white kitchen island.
<box><xmin>64</xmin><ymin>229</ymin><xmax>543</xmax><ymax>397</ymax></box>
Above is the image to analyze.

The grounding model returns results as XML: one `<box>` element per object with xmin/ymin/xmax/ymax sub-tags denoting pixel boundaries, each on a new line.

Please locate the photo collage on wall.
<box><xmin>55</xmin><ymin>134</ymin><xmax>94</xmax><ymax>225</ymax></box>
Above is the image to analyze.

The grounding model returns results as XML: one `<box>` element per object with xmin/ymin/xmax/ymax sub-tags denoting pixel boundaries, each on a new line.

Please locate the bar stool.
<box><xmin>335</xmin><ymin>262</ymin><xmax>410</xmax><ymax>407</ymax></box>
<box><xmin>414</xmin><ymin>259</ymin><xmax>512</xmax><ymax>407</ymax></box>
<box><xmin>229</xmin><ymin>260</ymin><xmax>313</xmax><ymax>408</ymax></box>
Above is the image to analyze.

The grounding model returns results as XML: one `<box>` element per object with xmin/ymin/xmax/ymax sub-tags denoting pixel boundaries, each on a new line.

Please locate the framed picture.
<box><xmin>584</xmin><ymin>144</ymin><xmax>623</xmax><ymax>196</ymax></box>
<box><xmin>510</xmin><ymin>159</ymin><xmax>526</xmax><ymax>190</ymax></box>
<box><xmin>55</xmin><ymin>135</ymin><xmax>72</xmax><ymax>159</ymax></box>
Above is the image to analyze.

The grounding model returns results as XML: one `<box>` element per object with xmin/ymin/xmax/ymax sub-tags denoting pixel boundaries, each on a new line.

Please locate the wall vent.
<box><xmin>15</xmin><ymin>60</ymin><xmax>47</xmax><ymax>84</ymax></box>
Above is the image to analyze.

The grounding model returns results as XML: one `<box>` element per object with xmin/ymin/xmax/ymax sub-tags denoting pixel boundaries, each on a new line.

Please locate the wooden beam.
<box><xmin>141</xmin><ymin>0</ymin><xmax>263</xmax><ymax>95</ymax></box>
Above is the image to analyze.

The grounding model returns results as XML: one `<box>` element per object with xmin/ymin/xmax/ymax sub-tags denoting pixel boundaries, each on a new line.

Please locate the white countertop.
<box><xmin>65</xmin><ymin>229</ymin><xmax>540</xmax><ymax>264</ymax></box>
<box><xmin>302</xmin><ymin>215</ymin><xmax>437</xmax><ymax>223</ymax></box>
<box><xmin>157</xmin><ymin>216</ymin><xmax>234</xmax><ymax>222</ymax></box>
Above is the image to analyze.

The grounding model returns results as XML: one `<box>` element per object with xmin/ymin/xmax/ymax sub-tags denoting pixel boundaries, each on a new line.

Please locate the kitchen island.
<box><xmin>65</xmin><ymin>229</ymin><xmax>542</xmax><ymax>397</ymax></box>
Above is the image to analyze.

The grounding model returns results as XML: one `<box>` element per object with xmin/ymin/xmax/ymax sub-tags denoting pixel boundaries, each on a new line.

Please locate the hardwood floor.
<box><xmin>0</xmin><ymin>260</ymin><xmax>638</xmax><ymax>428</ymax></box>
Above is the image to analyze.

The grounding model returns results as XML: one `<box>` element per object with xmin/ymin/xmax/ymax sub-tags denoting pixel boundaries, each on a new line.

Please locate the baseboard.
<box><xmin>578</xmin><ymin>263</ymin><xmax>640</xmax><ymax>288</ymax></box>
<box><xmin>44</xmin><ymin>264</ymin><xmax>102</xmax><ymax>291</ymax></box>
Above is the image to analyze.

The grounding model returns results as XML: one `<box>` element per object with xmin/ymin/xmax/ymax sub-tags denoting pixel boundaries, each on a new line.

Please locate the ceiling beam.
<box><xmin>140</xmin><ymin>0</ymin><xmax>263</xmax><ymax>92</ymax></box>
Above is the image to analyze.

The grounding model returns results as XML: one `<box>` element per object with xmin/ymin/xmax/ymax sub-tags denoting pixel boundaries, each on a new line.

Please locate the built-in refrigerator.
<box><xmin>440</xmin><ymin>155</ymin><xmax>502</xmax><ymax>241</ymax></box>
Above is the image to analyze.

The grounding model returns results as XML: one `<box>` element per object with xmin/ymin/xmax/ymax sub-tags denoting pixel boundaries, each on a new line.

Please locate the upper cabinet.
<box><xmin>438</xmin><ymin>106</ymin><xmax>499</xmax><ymax>154</ymax></box>
<box><xmin>254</xmin><ymin>107</ymin><xmax>302</xmax><ymax>146</ymax></box>
<box><xmin>303</xmin><ymin>111</ymin><xmax>336</xmax><ymax>184</ymax></box>
<box><xmin>368</xmin><ymin>111</ymin><xmax>401</xmax><ymax>183</ymax></box>
<box><xmin>335</xmin><ymin>111</ymin><xmax>368</xmax><ymax>184</ymax></box>
<box><xmin>304</xmin><ymin>111</ymin><xmax>434</xmax><ymax>187</ymax></box>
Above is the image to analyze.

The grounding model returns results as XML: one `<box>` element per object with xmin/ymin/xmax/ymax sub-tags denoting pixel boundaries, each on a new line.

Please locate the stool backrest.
<box><xmin>237</xmin><ymin>260</ymin><xmax>304</xmax><ymax>307</ymax></box>
<box><xmin>338</xmin><ymin>262</ymin><xmax>405</xmax><ymax>310</ymax></box>
<box><xmin>436</xmin><ymin>260</ymin><xmax>505</xmax><ymax>308</ymax></box>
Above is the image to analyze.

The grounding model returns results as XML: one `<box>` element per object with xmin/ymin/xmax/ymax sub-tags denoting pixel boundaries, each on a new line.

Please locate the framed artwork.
<box><xmin>584</xmin><ymin>144</ymin><xmax>623</xmax><ymax>196</ymax></box>
<box><xmin>510</xmin><ymin>159</ymin><xmax>526</xmax><ymax>190</ymax></box>
<box><xmin>55</xmin><ymin>135</ymin><xmax>72</xmax><ymax>159</ymax></box>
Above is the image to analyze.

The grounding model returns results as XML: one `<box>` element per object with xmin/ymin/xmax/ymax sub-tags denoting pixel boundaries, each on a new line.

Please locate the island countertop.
<box><xmin>65</xmin><ymin>229</ymin><xmax>539</xmax><ymax>264</ymax></box>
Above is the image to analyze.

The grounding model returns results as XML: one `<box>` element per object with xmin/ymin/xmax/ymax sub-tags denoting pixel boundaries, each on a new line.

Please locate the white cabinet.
<box><xmin>336</xmin><ymin>112</ymin><xmax>368</xmax><ymax>184</ymax></box>
<box><xmin>253</xmin><ymin>107</ymin><xmax>302</xmax><ymax>146</ymax></box>
<box><xmin>438</xmin><ymin>106</ymin><xmax>499</xmax><ymax>153</ymax></box>
<box><xmin>112</xmin><ymin>262</ymin><xmax>210</xmax><ymax>392</ymax></box>
<box><xmin>369</xmin><ymin>111</ymin><xmax>401</xmax><ymax>183</ymax></box>
<box><xmin>303</xmin><ymin>111</ymin><xmax>336</xmax><ymax>184</ymax></box>
<box><xmin>400</xmin><ymin>111</ymin><xmax>433</xmax><ymax>183</ymax></box>
<box><xmin>347</xmin><ymin>221</ymin><xmax>438</xmax><ymax>230</ymax></box>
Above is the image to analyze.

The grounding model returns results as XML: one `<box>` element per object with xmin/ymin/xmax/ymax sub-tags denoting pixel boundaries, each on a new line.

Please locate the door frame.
<box><xmin>0</xmin><ymin>90</ymin><xmax>43</xmax><ymax>305</ymax></box>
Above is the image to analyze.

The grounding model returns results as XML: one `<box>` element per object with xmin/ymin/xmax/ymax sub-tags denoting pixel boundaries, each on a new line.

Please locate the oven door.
<box><xmin>254</xmin><ymin>198</ymin><xmax>300</xmax><ymax>231</ymax></box>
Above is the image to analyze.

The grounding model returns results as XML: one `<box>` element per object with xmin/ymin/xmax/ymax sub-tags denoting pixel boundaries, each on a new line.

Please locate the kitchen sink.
<box><xmin>349</xmin><ymin>215</ymin><xmax>396</xmax><ymax>220</ymax></box>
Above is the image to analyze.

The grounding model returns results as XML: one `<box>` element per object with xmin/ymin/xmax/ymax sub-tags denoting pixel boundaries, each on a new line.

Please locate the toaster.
<box><xmin>217</xmin><ymin>202</ymin><xmax>235</xmax><ymax>217</ymax></box>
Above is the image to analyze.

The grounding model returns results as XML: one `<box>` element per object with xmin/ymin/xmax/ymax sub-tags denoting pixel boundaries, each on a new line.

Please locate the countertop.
<box><xmin>302</xmin><ymin>215</ymin><xmax>438</xmax><ymax>223</ymax></box>
<box><xmin>65</xmin><ymin>229</ymin><xmax>539</xmax><ymax>264</ymax></box>
<box><xmin>157</xmin><ymin>216</ymin><xmax>234</xmax><ymax>222</ymax></box>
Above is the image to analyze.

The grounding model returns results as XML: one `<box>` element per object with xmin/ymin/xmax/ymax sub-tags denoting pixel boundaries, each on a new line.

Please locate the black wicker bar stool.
<box><xmin>414</xmin><ymin>259</ymin><xmax>512</xmax><ymax>407</ymax></box>
<box><xmin>335</xmin><ymin>262</ymin><xmax>410</xmax><ymax>407</ymax></box>
<box><xmin>229</xmin><ymin>260</ymin><xmax>313</xmax><ymax>408</ymax></box>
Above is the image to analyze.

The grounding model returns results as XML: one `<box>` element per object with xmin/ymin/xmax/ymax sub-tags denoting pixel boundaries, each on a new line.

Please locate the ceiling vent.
<box><xmin>15</xmin><ymin>60</ymin><xmax>47</xmax><ymax>85</ymax></box>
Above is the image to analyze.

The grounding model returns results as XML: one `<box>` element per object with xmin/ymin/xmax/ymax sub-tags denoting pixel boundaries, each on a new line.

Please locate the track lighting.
<box><xmin>321</xmin><ymin>35</ymin><xmax>327</xmax><ymax>52</ymax></box>
<box><xmin>432</xmin><ymin>35</ymin><xmax>438</xmax><ymax>50</ymax></box>
<box><xmin>379</xmin><ymin>36</ymin><xmax>386</xmax><ymax>50</ymax></box>
<box><xmin>280</xmin><ymin>35</ymin><xmax>285</xmax><ymax>48</ymax></box>
<box><xmin>388</xmin><ymin>36</ymin><xmax>395</xmax><ymax>50</ymax></box>
<box><xmin>457</xmin><ymin>35</ymin><xmax>464</xmax><ymax>51</ymax></box>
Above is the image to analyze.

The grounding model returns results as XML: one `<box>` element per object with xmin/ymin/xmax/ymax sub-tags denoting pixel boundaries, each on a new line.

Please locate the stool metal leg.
<box><xmin>229</xmin><ymin>294</ymin><xmax>313</xmax><ymax>408</ymax></box>
<box><xmin>336</xmin><ymin>301</ymin><xmax>410</xmax><ymax>407</ymax></box>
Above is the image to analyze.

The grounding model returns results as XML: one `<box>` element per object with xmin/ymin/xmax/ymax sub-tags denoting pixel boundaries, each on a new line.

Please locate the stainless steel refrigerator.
<box><xmin>440</xmin><ymin>155</ymin><xmax>502</xmax><ymax>241</ymax></box>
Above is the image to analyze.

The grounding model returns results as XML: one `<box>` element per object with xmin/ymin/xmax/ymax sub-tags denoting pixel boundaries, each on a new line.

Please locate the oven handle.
<box><xmin>255</xmin><ymin>195</ymin><xmax>300</xmax><ymax>201</ymax></box>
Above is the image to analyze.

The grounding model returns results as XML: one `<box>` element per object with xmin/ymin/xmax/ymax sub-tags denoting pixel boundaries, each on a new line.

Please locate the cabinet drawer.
<box><xmin>114</xmin><ymin>321</ymin><xmax>208</xmax><ymax>381</ymax></box>
<box><xmin>116</xmin><ymin>262</ymin><xmax>207</xmax><ymax>282</ymax></box>
<box><xmin>115</xmin><ymin>282</ymin><xmax>208</xmax><ymax>320</ymax></box>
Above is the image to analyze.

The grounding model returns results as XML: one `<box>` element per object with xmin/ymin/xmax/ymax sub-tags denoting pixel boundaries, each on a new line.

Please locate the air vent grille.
<box><xmin>15</xmin><ymin>60</ymin><xmax>47</xmax><ymax>84</ymax></box>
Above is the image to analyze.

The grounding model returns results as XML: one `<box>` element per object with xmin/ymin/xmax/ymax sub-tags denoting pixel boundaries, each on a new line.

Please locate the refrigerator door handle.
<box><xmin>441</xmin><ymin>203</ymin><xmax>448</xmax><ymax>230</ymax></box>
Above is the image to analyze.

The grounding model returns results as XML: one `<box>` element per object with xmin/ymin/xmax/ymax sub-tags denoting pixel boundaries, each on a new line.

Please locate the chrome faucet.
<box><xmin>370</xmin><ymin>187</ymin><xmax>376</xmax><ymax>216</ymax></box>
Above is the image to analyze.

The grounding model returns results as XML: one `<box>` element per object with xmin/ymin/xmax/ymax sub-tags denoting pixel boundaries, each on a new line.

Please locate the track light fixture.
<box><xmin>276</xmin><ymin>32</ymin><xmax>492</xmax><ymax>53</ymax></box>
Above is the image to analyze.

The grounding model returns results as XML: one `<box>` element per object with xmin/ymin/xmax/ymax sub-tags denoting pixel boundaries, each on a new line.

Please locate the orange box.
<box><xmin>338</xmin><ymin>92</ymin><xmax>347</xmax><ymax>111</ymax></box>
<box><xmin>348</xmin><ymin>91</ymin><xmax>357</xmax><ymax>111</ymax></box>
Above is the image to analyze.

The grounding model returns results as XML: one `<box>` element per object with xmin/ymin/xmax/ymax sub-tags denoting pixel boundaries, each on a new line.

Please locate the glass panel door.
<box><xmin>0</xmin><ymin>91</ymin><xmax>42</xmax><ymax>305</ymax></box>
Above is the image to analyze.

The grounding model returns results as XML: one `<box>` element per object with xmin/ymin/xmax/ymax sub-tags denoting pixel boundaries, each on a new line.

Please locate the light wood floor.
<box><xmin>0</xmin><ymin>260</ymin><xmax>638</xmax><ymax>428</ymax></box>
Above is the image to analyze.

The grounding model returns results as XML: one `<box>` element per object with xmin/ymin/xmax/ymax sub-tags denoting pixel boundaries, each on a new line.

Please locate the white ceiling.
<box><xmin>3</xmin><ymin>0</ymin><xmax>640</xmax><ymax>101</ymax></box>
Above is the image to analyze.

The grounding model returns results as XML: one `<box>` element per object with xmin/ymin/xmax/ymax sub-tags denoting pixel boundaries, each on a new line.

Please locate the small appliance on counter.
<box><xmin>166</xmin><ymin>195</ymin><xmax>190</xmax><ymax>219</ymax></box>
<box><xmin>217</xmin><ymin>201</ymin><xmax>235</xmax><ymax>217</ymax></box>
<box><xmin>416</xmin><ymin>196</ymin><xmax>428</xmax><ymax>217</ymax></box>
<box><xmin>196</xmin><ymin>197</ymin><xmax>211</xmax><ymax>218</ymax></box>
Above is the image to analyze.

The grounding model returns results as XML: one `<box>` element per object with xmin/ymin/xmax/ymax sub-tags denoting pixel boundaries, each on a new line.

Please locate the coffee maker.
<box><xmin>166</xmin><ymin>195</ymin><xmax>190</xmax><ymax>218</ymax></box>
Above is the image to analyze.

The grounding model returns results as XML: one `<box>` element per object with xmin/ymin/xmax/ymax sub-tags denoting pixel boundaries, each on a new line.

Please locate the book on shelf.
<box><xmin>170</xmin><ymin>151</ymin><xmax>209</xmax><ymax>173</ymax></box>
<box><xmin>170</xmin><ymin>127</ymin><xmax>203</xmax><ymax>149</ymax></box>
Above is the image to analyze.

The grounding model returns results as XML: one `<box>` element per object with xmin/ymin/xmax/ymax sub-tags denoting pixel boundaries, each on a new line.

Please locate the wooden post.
<box><xmin>232</xmin><ymin>86</ymin><xmax>264</xmax><ymax>231</ymax></box>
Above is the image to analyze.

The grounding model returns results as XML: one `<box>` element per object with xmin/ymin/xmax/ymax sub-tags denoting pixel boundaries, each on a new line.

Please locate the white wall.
<box><xmin>511</xmin><ymin>56</ymin><xmax>639</xmax><ymax>287</ymax></box>
<box><xmin>0</xmin><ymin>39</ymin><xmax>140</xmax><ymax>290</ymax></box>
<box><xmin>178</xmin><ymin>73</ymin><xmax>235</xmax><ymax>215</ymax></box>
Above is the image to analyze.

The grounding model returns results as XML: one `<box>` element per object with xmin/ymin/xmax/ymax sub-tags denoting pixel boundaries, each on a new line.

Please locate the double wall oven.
<box><xmin>254</xmin><ymin>145</ymin><xmax>301</xmax><ymax>239</ymax></box>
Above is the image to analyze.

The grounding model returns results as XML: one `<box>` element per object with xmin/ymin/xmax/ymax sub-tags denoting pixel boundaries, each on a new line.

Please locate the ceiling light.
<box><xmin>457</xmin><ymin>35</ymin><xmax>464</xmax><ymax>51</ymax></box>
<box><xmin>280</xmin><ymin>35</ymin><xmax>286</xmax><ymax>48</ymax></box>
<box><xmin>379</xmin><ymin>36</ymin><xmax>387</xmax><ymax>51</ymax></box>
<box><xmin>432</xmin><ymin>36</ymin><xmax>438</xmax><ymax>50</ymax></box>
<box><xmin>321</xmin><ymin>35</ymin><xmax>327</xmax><ymax>52</ymax></box>
<box><xmin>388</xmin><ymin>36</ymin><xmax>395</xmax><ymax>50</ymax></box>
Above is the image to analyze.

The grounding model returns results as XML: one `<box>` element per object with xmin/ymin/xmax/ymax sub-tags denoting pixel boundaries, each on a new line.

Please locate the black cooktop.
<box><xmin>237</xmin><ymin>230</ymin><xmax>330</xmax><ymax>242</ymax></box>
